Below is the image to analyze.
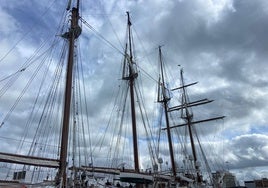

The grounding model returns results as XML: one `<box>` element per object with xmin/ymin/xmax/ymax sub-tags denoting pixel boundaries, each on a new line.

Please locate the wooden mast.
<box><xmin>126</xmin><ymin>11</ymin><xmax>140</xmax><ymax>173</ymax></box>
<box><xmin>179</xmin><ymin>69</ymin><xmax>201</xmax><ymax>182</ymax></box>
<box><xmin>157</xmin><ymin>46</ymin><xmax>177</xmax><ymax>177</ymax></box>
<box><xmin>58</xmin><ymin>1</ymin><xmax>81</xmax><ymax>186</ymax></box>
<box><xmin>173</xmin><ymin>69</ymin><xmax>225</xmax><ymax>183</ymax></box>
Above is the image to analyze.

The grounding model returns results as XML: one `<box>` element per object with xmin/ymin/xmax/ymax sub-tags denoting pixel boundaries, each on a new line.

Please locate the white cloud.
<box><xmin>0</xmin><ymin>7</ymin><xmax>18</xmax><ymax>35</ymax></box>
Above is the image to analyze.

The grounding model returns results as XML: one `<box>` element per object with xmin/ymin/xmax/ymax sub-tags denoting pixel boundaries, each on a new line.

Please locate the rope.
<box><xmin>0</xmin><ymin>0</ymin><xmax>58</xmax><ymax>65</ymax></box>
<box><xmin>134</xmin><ymin>83</ymin><xmax>158</xmax><ymax>167</ymax></box>
<box><xmin>77</xmin><ymin>40</ymin><xmax>91</xmax><ymax>166</ymax></box>
<box><xmin>98</xmin><ymin>0</ymin><xmax>124</xmax><ymax>50</ymax></box>
<box><xmin>80</xmin><ymin>17</ymin><xmax>124</xmax><ymax>56</ymax></box>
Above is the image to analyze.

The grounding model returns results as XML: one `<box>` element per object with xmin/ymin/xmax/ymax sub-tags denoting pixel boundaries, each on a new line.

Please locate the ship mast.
<box><xmin>157</xmin><ymin>46</ymin><xmax>177</xmax><ymax>177</ymax></box>
<box><xmin>179</xmin><ymin>69</ymin><xmax>201</xmax><ymax>181</ymax></box>
<box><xmin>165</xmin><ymin>68</ymin><xmax>225</xmax><ymax>183</ymax></box>
<box><xmin>57</xmin><ymin>0</ymin><xmax>81</xmax><ymax>186</ymax></box>
<box><xmin>123</xmin><ymin>12</ymin><xmax>139</xmax><ymax>172</ymax></box>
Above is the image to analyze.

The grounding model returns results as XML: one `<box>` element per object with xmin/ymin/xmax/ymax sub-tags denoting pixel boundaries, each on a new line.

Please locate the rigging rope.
<box><xmin>0</xmin><ymin>0</ymin><xmax>58</xmax><ymax>65</ymax></box>
<box><xmin>98</xmin><ymin>0</ymin><xmax>124</xmax><ymax>50</ymax></box>
<box><xmin>111</xmin><ymin>82</ymin><xmax>129</xmax><ymax>168</ymax></box>
<box><xmin>0</xmin><ymin>49</ymin><xmax>53</xmax><ymax>128</ymax></box>
<box><xmin>16</xmin><ymin>39</ymin><xmax>65</xmax><ymax>154</ymax></box>
<box><xmin>77</xmin><ymin>40</ymin><xmax>91</xmax><ymax>166</ymax></box>
<box><xmin>194</xmin><ymin>126</ymin><xmax>213</xmax><ymax>182</ymax></box>
<box><xmin>134</xmin><ymin>83</ymin><xmax>157</xmax><ymax>167</ymax></box>
<box><xmin>0</xmin><ymin>41</ymin><xmax>50</xmax><ymax>97</ymax></box>
<box><xmin>80</xmin><ymin>17</ymin><xmax>124</xmax><ymax>56</ymax></box>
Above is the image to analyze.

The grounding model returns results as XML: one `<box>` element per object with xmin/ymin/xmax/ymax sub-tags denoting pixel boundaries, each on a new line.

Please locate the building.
<box><xmin>212</xmin><ymin>171</ymin><xmax>239</xmax><ymax>187</ymax></box>
<box><xmin>244</xmin><ymin>180</ymin><xmax>255</xmax><ymax>188</ymax></box>
<box><xmin>244</xmin><ymin>178</ymin><xmax>268</xmax><ymax>188</ymax></box>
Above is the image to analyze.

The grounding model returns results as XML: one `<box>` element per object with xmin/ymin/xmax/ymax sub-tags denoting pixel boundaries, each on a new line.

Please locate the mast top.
<box><xmin>66</xmin><ymin>0</ymin><xmax>80</xmax><ymax>11</ymax></box>
<box><xmin>62</xmin><ymin>2</ymin><xmax>81</xmax><ymax>40</ymax></box>
<box><xmin>126</xmin><ymin>11</ymin><xmax>132</xmax><ymax>26</ymax></box>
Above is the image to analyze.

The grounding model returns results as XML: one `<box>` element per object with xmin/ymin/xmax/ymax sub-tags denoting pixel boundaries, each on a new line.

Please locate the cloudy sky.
<box><xmin>0</xmin><ymin>0</ymin><xmax>268</xmax><ymax>184</ymax></box>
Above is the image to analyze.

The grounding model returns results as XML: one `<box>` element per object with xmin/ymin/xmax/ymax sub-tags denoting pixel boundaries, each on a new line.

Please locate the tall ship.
<box><xmin>0</xmin><ymin>0</ymin><xmax>231</xmax><ymax>187</ymax></box>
